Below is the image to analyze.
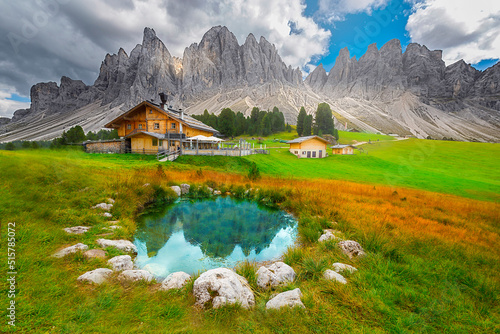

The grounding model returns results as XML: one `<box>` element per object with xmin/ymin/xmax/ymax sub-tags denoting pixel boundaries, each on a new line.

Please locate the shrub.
<box><xmin>300</xmin><ymin>257</ymin><xmax>328</xmax><ymax>280</ymax></box>
<box><xmin>248</xmin><ymin>162</ymin><xmax>260</xmax><ymax>181</ymax></box>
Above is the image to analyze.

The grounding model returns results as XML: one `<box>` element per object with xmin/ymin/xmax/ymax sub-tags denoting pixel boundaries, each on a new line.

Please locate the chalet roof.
<box><xmin>105</xmin><ymin>100</ymin><xmax>218</xmax><ymax>134</ymax></box>
<box><xmin>287</xmin><ymin>135</ymin><xmax>329</xmax><ymax>144</ymax></box>
<box><xmin>125</xmin><ymin>131</ymin><xmax>165</xmax><ymax>139</ymax></box>
<box><xmin>332</xmin><ymin>144</ymin><xmax>355</xmax><ymax>148</ymax></box>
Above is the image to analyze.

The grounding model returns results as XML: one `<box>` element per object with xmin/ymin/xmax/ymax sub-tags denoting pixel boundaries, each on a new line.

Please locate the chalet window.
<box><xmin>127</xmin><ymin>124</ymin><xmax>131</xmax><ymax>130</ymax></box>
<box><xmin>302</xmin><ymin>151</ymin><xmax>305</xmax><ymax>155</ymax></box>
<box><xmin>312</xmin><ymin>151</ymin><xmax>316</xmax><ymax>158</ymax></box>
<box><xmin>171</xmin><ymin>123</ymin><xmax>176</xmax><ymax>129</ymax></box>
<box><xmin>152</xmin><ymin>138</ymin><xmax>158</xmax><ymax>146</ymax></box>
<box><xmin>295</xmin><ymin>151</ymin><xmax>298</xmax><ymax>154</ymax></box>
<box><xmin>154</xmin><ymin>123</ymin><xmax>159</xmax><ymax>129</ymax></box>
<box><xmin>159</xmin><ymin>140</ymin><xmax>163</xmax><ymax>146</ymax></box>
<box><xmin>149</xmin><ymin>109</ymin><xmax>153</xmax><ymax>114</ymax></box>
<box><xmin>138</xmin><ymin>124</ymin><xmax>143</xmax><ymax>130</ymax></box>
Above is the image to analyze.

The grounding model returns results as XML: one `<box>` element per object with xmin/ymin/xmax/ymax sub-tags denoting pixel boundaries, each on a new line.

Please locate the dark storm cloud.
<box><xmin>0</xmin><ymin>0</ymin><xmax>330</xmax><ymax>117</ymax></box>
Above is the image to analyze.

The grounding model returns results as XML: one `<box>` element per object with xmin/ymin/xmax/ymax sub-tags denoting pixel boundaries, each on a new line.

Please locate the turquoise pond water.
<box><xmin>133</xmin><ymin>197</ymin><xmax>298</xmax><ymax>279</ymax></box>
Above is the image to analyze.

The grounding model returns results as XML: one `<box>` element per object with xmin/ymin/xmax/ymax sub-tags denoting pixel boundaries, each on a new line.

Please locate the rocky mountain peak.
<box><xmin>305</xmin><ymin>64</ymin><xmax>327</xmax><ymax>91</ymax></box>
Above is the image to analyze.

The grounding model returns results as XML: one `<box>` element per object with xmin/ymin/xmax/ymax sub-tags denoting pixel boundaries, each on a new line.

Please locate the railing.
<box><xmin>252</xmin><ymin>149</ymin><xmax>270</xmax><ymax>154</ymax></box>
<box><xmin>157</xmin><ymin>149</ymin><xmax>181</xmax><ymax>161</ymax></box>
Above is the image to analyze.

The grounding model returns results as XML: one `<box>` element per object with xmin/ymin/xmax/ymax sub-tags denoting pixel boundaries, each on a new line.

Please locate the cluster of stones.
<box><xmin>54</xmin><ymin>191</ymin><xmax>366</xmax><ymax>313</ymax></box>
<box><xmin>317</xmin><ymin>228</ymin><xmax>365</xmax><ymax>284</ymax></box>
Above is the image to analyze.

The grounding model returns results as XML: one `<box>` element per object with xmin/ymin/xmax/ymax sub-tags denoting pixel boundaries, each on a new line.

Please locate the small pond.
<box><xmin>134</xmin><ymin>197</ymin><xmax>298</xmax><ymax>279</ymax></box>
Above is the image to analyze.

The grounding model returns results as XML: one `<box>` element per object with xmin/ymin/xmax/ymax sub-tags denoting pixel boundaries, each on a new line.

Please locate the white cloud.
<box><xmin>406</xmin><ymin>0</ymin><xmax>500</xmax><ymax>64</ymax></box>
<box><xmin>0</xmin><ymin>86</ymin><xmax>30</xmax><ymax>118</ymax></box>
<box><xmin>318</xmin><ymin>0</ymin><xmax>390</xmax><ymax>21</ymax></box>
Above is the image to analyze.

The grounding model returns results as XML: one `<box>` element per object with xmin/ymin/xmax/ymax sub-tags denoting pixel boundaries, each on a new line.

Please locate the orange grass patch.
<box><xmin>111</xmin><ymin>167</ymin><xmax>499</xmax><ymax>256</ymax></box>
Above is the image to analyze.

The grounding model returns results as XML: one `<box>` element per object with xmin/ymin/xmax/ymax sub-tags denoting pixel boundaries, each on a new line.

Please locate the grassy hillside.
<box><xmin>175</xmin><ymin>136</ymin><xmax>499</xmax><ymax>202</ymax></box>
<box><xmin>0</xmin><ymin>149</ymin><xmax>499</xmax><ymax>333</ymax></box>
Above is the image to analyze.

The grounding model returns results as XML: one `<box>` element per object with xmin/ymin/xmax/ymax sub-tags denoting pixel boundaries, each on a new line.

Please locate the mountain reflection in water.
<box><xmin>133</xmin><ymin>197</ymin><xmax>297</xmax><ymax>278</ymax></box>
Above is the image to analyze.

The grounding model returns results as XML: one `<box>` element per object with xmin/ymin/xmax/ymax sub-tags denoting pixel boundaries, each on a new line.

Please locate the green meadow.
<box><xmin>177</xmin><ymin>135</ymin><xmax>500</xmax><ymax>202</ymax></box>
<box><xmin>0</xmin><ymin>132</ymin><xmax>499</xmax><ymax>333</ymax></box>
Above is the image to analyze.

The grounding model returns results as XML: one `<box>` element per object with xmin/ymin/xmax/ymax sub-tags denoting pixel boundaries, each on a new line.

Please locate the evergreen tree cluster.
<box><xmin>193</xmin><ymin>106</ymin><xmax>287</xmax><ymax>137</ymax></box>
<box><xmin>296</xmin><ymin>103</ymin><xmax>336</xmax><ymax>138</ymax></box>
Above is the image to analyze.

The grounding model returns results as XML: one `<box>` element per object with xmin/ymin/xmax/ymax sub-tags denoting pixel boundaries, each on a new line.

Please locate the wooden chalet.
<box><xmin>331</xmin><ymin>144</ymin><xmax>355</xmax><ymax>155</ymax></box>
<box><xmin>287</xmin><ymin>135</ymin><xmax>329</xmax><ymax>158</ymax></box>
<box><xmin>104</xmin><ymin>99</ymin><xmax>218</xmax><ymax>154</ymax></box>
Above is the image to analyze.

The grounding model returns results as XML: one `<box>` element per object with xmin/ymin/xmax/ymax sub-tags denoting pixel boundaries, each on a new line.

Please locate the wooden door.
<box><xmin>319</xmin><ymin>150</ymin><xmax>322</xmax><ymax>158</ymax></box>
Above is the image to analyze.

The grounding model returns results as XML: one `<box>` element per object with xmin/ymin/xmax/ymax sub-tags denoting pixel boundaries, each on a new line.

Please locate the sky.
<box><xmin>0</xmin><ymin>0</ymin><xmax>499</xmax><ymax>118</ymax></box>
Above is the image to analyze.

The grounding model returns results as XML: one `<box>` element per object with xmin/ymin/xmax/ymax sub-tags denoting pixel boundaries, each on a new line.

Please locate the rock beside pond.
<box><xmin>180</xmin><ymin>184</ymin><xmax>190</xmax><ymax>195</ymax></box>
<box><xmin>324</xmin><ymin>270</ymin><xmax>347</xmax><ymax>284</ymax></box>
<box><xmin>170</xmin><ymin>186</ymin><xmax>181</xmax><ymax>197</ymax></box>
<box><xmin>256</xmin><ymin>262</ymin><xmax>296</xmax><ymax>289</ymax></box>
<box><xmin>318</xmin><ymin>229</ymin><xmax>341</xmax><ymax>242</ymax></box>
<box><xmin>118</xmin><ymin>270</ymin><xmax>154</xmax><ymax>282</ymax></box>
<box><xmin>338</xmin><ymin>240</ymin><xmax>366</xmax><ymax>259</ymax></box>
<box><xmin>93</xmin><ymin>203</ymin><xmax>113</xmax><ymax>211</ymax></box>
<box><xmin>52</xmin><ymin>243</ymin><xmax>88</xmax><ymax>258</ymax></box>
<box><xmin>96</xmin><ymin>239</ymin><xmax>137</xmax><ymax>253</ymax></box>
<box><xmin>77</xmin><ymin>268</ymin><xmax>113</xmax><ymax>284</ymax></box>
<box><xmin>193</xmin><ymin>268</ymin><xmax>255</xmax><ymax>309</ymax></box>
<box><xmin>63</xmin><ymin>226</ymin><xmax>91</xmax><ymax>234</ymax></box>
<box><xmin>266</xmin><ymin>288</ymin><xmax>305</xmax><ymax>309</ymax></box>
<box><xmin>332</xmin><ymin>263</ymin><xmax>358</xmax><ymax>274</ymax></box>
<box><xmin>160</xmin><ymin>272</ymin><xmax>191</xmax><ymax>291</ymax></box>
<box><xmin>213</xmin><ymin>190</ymin><xmax>221</xmax><ymax>195</ymax></box>
<box><xmin>143</xmin><ymin>263</ymin><xmax>168</xmax><ymax>277</ymax></box>
<box><xmin>83</xmin><ymin>249</ymin><xmax>107</xmax><ymax>259</ymax></box>
<box><xmin>108</xmin><ymin>255</ymin><xmax>133</xmax><ymax>271</ymax></box>
<box><xmin>102</xmin><ymin>212</ymin><xmax>113</xmax><ymax>218</ymax></box>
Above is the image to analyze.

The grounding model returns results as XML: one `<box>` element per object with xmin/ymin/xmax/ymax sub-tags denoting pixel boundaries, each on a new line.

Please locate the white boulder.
<box><xmin>332</xmin><ymin>263</ymin><xmax>358</xmax><ymax>274</ymax></box>
<box><xmin>118</xmin><ymin>270</ymin><xmax>154</xmax><ymax>282</ymax></box>
<box><xmin>256</xmin><ymin>262</ymin><xmax>295</xmax><ymax>289</ymax></box>
<box><xmin>338</xmin><ymin>240</ymin><xmax>366</xmax><ymax>259</ymax></box>
<box><xmin>266</xmin><ymin>288</ymin><xmax>305</xmax><ymax>309</ymax></box>
<box><xmin>92</xmin><ymin>203</ymin><xmax>113</xmax><ymax>211</ymax></box>
<box><xmin>160</xmin><ymin>272</ymin><xmax>191</xmax><ymax>291</ymax></box>
<box><xmin>193</xmin><ymin>268</ymin><xmax>255</xmax><ymax>309</ymax></box>
<box><xmin>102</xmin><ymin>212</ymin><xmax>113</xmax><ymax>218</ymax></box>
<box><xmin>77</xmin><ymin>268</ymin><xmax>113</xmax><ymax>285</ymax></box>
<box><xmin>324</xmin><ymin>270</ymin><xmax>347</xmax><ymax>284</ymax></box>
<box><xmin>63</xmin><ymin>226</ymin><xmax>91</xmax><ymax>234</ymax></box>
<box><xmin>52</xmin><ymin>243</ymin><xmax>88</xmax><ymax>258</ymax></box>
<box><xmin>180</xmin><ymin>184</ymin><xmax>190</xmax><ymax>195</ymax></box>
<box><xmin>83</xmin><ymin>249</ymin><xmax>107</xmax><ymax>259</ymax></box>
<box><xmin>108</xmin><ymin>255</ymin><xmax>133</xmax><ymax>271</ymax></box>
<box><xmin>170</xmin><ymin>186</ymin><xmax>181</xmax><ymax>197</ymax></box>
<box><xmin>96</xmin><ymin>239</ymin><xmax>137</xmax><ymax>253</ymax></box>
<box><xmin>318</xmin><ymin>229</ymin><xmax>341</xmax><ymax>242</ymax></box>
<box><xmin>213</xmin><ymin>190</ymin><xmax>221</xmax><ymax>195</ymax></box>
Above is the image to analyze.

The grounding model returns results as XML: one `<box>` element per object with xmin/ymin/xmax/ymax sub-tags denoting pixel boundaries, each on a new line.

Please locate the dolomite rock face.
<box><xmin>2</xmin><ymin>26</ymin><xmax>499</xmax><ymax>144</ymax></box>
<box><xmin>193</xmin><ymin>268</ymin><xmax>255</xmax><ymax>309</ymax></box>
<box><xmin>265</xmin><ymin>288</ymin><xmax>305</xmax><ymax>309</ymax></box>
<box><xmin>256</xmin><ymin>262</ymin><xmax>296</xmax><ymax>289</ymax></box>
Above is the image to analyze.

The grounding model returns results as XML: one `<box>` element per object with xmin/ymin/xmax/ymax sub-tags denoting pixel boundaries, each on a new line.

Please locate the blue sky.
<box><xmin>301</xmin><ymin>0</ymin><xmax>498</xmax><ymax>72</ymax></box>
<box><xmin>0</xmin><ymin>0</ymin><xmax>498</xmax><ymax>116</ymax></box>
